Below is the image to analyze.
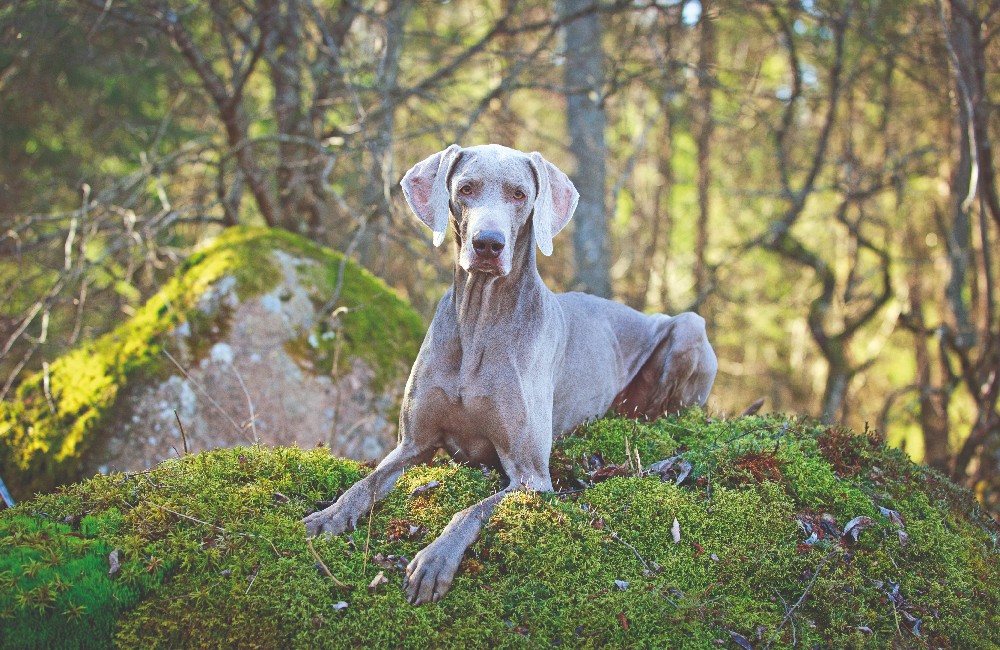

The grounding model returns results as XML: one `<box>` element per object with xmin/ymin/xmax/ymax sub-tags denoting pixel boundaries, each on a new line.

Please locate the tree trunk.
<box><xmin>268</xmin><ymin>0</ymin><xmax>315</xmax><ymax>235</ymax></box>
<box><xmin>693</xmin><ymin>0</ymin><xmax>715</xmax><ymax>304</ymax></box>
<box><xmin>944</xmin><ymin>0</ymin><xmax>975</xmax><ymax>346</ymax></box>
<box><xmin>907</xmin><ymin>266</ymin><xmax>952</xmax><ymax>471</ymax></box>
<box><xmin>646</xmin><ymin>110</ymin><xmax>673</xmax><ymax>312</ymax></box>
<box><xmin>562</xmin><ymin>0</ymin><xmax>611</xmax><ymax>298</ymax></box>
<box><xmin>357</xmin><ymin>0</ymin><xmax>410</xmax><ymax>275</ymax></box>
<box><xmin>818</xmin><ymin>341</ymin><xmax>850</xmax><ymax>425</ymax></box>
<box><xmin>944</xmin><ymin>0</ymin><xmax>1000</xmax><ymax>484</ymax></box>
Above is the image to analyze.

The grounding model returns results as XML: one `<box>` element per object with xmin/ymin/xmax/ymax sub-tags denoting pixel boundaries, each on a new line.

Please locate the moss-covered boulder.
<box><xmin>0</xmin><ymin>227</ymin><xmax>425</xmax><ymax>501</ymax></box>
<box><xmin>1</xmin><ymin>411</ymin><xmax>997</xmax><ymax>648</ymax></box>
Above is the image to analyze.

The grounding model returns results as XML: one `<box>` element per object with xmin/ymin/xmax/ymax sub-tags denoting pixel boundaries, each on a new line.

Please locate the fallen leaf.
<box><xmin>368</xmin><ymin>571</ymin><xmax>388</xmax><ymax>593</ymax></box>
<box><xmin>897</xmin><ymin>529</ymin><xmax>910</xmax><ymax>548</ymax></box>
<box><xmin>614</xmin><ymin>579</ymin><xmax>629</xmax><ymax>591</ymax></box>
<box><xmin>410</xmin><ymin>480</ymin><xmax>441</xmax><ymax>497</ymax></box>
<box><xmin>671</xmin><ymin>517</ymin><xmax>681</xmax><ymax>544</ymax></box>
<box><xmin>618</xmin><ymin>612</ymin><xmax>629</xmax><ymax>631</ymax></box>
<box><xmin>710</xmin><ymin>553</ymin><xmax>720</xmax><ymax>561</ymax></box>
<box><xmin>740</xmin><ymin>397</ymin><xmax>766</xmax><ymax>417</ymax></box>
<box><xmin>842</xmin><ymin>516</ymin><xmax>874</xmax><ymax>543</ymax></box>
<box><xmin>646</xmin><ymin>456</ymin><xmax>693</xmax><ymax>485</ymax></box>
<box><xmin>857</xmin><ymin>626</ymin><xmax>873</xmax><ymax>634</ymax></box>
<box><xmin>272</xmin><ymin>491</ymin><xmax>290</xmax><ymax>504</ymax></box>
<box><xmin>108</xmin><ymin>549</ymin><xmax>120</xmax><ymax>576</ymax></box>
<box><xmin>729</xmin><ymin>630</ymin><xmax>754</xmax><ymax>650</ymax></box>
<box><xmin>382</xmin><ymin>554</ymin><xmax>410</xmax><ymax>573</ymax></box>
<box><xmin>674</xmin><ymin>460</ymin><xmax>693</xmax><ymax>485</ymax></box>
<box><xmin>878</xmin><ymin>505</ymin><xmax>905</xmax><ymax>528</ymax></box>
<box><xmin>590</xmin><ymin>463</ymin><xmax>631</xmax><ymax>483</ymax></box>
<box><xmin>819</xmin><ymin>513</ymin><xmax>839</xmax><ymax>537</ymax></box>
<box><xmin>332</xmin><ymin>601</ymin><xmax>348</xmax><ymax>611</ymax></box>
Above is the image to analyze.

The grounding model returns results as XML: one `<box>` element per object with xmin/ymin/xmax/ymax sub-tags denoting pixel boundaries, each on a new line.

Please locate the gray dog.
<box><xmin>302</xmin><ymin>144</ymin><xmax>717</xmax><ymax>604</ymax></box>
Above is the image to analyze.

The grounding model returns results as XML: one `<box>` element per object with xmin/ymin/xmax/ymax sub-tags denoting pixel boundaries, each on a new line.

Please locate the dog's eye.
<box><xmin>512</xmin><ymin>189</ymin><xmax>526</xmax><ymax>200</ymax></box>
<box><xmin>459</xmin><ymin>185</ymin><xmax>473</xmax><ymax>196</ymax></box>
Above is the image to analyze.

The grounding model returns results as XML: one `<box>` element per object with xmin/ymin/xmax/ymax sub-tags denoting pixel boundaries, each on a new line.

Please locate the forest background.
<box><xmin>1</xmin><ymin>0</ymin><xmax>998</xmax><ymax>512</ymax></box>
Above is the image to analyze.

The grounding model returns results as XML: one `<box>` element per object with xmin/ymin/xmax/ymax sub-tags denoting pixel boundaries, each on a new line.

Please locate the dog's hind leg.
<box><xmin>613</xmin><ymin>312</ymin><xmax>718</xmax><ymax>419</ymax></box>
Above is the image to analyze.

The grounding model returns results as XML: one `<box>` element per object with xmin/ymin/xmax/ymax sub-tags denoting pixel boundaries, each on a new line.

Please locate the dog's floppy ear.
<box><xmin>401</xmin><ymin>144</ymin><xmax>462</xmax><ymax>247</ymax></box>
<box><xmin>528</xmin><ymin>152</ymin><xmax>579</xmax><ymax>256</ymax></box>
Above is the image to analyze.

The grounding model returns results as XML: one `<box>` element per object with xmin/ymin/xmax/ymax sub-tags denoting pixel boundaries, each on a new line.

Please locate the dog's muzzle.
<box><xmin>470</xmin><ymin>229</ymin><xmax>506</xmax><ymax>273</ymax></box>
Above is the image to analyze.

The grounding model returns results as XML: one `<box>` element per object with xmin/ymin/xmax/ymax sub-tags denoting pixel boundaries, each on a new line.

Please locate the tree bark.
<box><xmin>357</xmin><ymin>0</ymin><xmax>410</xmax><ymax>275</ymax></box>
<box><xmin>562</xmin><ymin>0</ymin><xmax>611</xmax><ymax>298</ymax></box>
<box><xmin>943</xmin><ymin>0</ymin><xmax>1000</xmax><ymax>483</ymax></box>
<box><xmin>693</xmin><ymin>0</ymin><xmax>715</xmax><ymax>304</ymax></box>
<box><xmin>907</xmin><ymin>265</ymin><xmax>952</xmax><ymax>471</ymax></box>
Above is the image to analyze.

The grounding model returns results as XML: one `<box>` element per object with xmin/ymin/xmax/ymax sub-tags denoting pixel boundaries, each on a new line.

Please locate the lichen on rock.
<box><xmin>1</xmin><ymin>411</ymin><xmax>997</xmax><ymax>648</ymax></box>
<box><xmin>0</xmin><ymin>227</ymin><xmax>425</xmax><ymax>500</ymax></box>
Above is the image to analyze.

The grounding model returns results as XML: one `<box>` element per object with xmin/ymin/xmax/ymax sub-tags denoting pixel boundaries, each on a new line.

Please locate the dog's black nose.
<box><xmin>472</xmin><ymin>230</ymin><xmax>505</xmax><ymax>259</ymax></box>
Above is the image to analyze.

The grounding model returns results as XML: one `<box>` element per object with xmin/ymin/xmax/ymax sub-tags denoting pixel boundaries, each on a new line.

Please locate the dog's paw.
<box><xmin>403</xmin><ymin>542</ymin><xmax>462</xmax><ymax>605</ymax></box>
<box><xmin>301</xmin><ymin>503</ymin><xmax>356</xmax><ymax>537</ymax></box>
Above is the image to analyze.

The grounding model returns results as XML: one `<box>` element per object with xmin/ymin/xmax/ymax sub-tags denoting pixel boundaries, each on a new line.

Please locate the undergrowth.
<box><xmin>1</xmin><ymin>410</ymin><xmax>997</xmax><ymax>648</ymax></box>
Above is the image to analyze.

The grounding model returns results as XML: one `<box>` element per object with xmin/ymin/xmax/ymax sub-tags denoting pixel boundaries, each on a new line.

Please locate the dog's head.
<box><xmin>401</xmin><ymin>144</ymin><xmax>579</xmax><ymax>276</ymax></box>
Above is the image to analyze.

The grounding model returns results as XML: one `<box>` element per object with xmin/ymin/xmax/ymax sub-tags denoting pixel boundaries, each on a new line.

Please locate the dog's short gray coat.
<box><xmin>303</xmin><ymin>144</ymin><xmax>718</xmax><ymax>604</ymax></box>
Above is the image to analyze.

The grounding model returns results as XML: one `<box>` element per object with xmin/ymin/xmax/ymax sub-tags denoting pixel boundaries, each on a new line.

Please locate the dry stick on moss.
<box><xmin>306</xmin><ymin>537</ymin><xmax>350</xmax><ymax>589</ymax></box>
<box><xmin>245</xmin><ymin>565</ymin><xmax>261</xmax><ymax>595</ymax></box>
<box><xmin>765</xmin><ymin>550</ymin><xmax>838</xmax><ymax>650</ymax></box>
<box><xmin>610</xmin><ymin>532</ymin><xmax>654</xmax><ymax>574</ymax></box>
<box><xmin>163</xmin><ymin>349</ymin><xmax>247</xmax><ymax>440</ymax></box>
<box><xmin>173</xmin><ymin>409</ymin><xmax>190</xmax><ymax>455</ymax></box>
<box><xmin>150</xmin><ymin>503</ymin><xmax>279</xmax><ymax>556</ymax></box>
<box><xmin>771</xmin><ymin>587</ymin><xmax>796</xmax><ymax>647</ymax></box>
<box><xmin>361</xmin><ymin>494</ymin><xmax>376</xmax><ymax>577</ymax></box>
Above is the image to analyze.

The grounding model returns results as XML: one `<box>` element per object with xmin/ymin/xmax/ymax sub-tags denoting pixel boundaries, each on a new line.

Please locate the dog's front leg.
<box><xmin>403</xmin><ymin>486</ymin><xmax>515</xmax><ymax>605</ymax></box>
<box><xmin>404</xmin><ymin>464</ymin><xmax>551</xmax><ymax>605</ymax></box>
<box><xmin>303</xmin><ymin>441</ymin><xmax>434</xmax><ymax>536</ymax></box>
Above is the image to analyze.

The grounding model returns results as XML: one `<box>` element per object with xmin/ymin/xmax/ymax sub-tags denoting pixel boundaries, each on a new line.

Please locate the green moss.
<box><xmin>1</xmin><ymin>412</ymin><xmax>997</xmax><ymax>647</ymax></box>
<box><xmin>0</xmin><ymin>227</ymin><xmax>425</xmax><ymax>501</ymax></box>
<box><xmin>279</xmin><ymin>237</ymin><xmax>425</xmax><ymax>391</ymax></box>
<box><xmin>0</xmin><ymin>509</ymin><xmax>163</xmax><ymax>649</ymax></box>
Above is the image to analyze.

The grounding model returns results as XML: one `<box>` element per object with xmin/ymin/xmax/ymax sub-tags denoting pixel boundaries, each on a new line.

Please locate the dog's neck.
<box><xmin>450</xmin><ymin>220</ymin><xmax>547</xmax><ymax>340</ymax></box>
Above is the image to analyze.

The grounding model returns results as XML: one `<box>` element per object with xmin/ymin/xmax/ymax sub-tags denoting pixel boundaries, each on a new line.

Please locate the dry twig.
<box><xmin>306</xmin><ymin>537</ymin><xmax>350</xmax><ymax>589</ymax></box>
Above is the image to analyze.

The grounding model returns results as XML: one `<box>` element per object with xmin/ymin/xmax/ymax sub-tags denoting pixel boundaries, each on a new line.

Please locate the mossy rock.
<box><xmin>1</xmin><ymin>411</ymin><xmax>997</xmax><ymax>648</ymax></box>
<box><xmin>0</xmin><ymin>227</ymin><xmax>425</xmax><ymax>501</ymax></box>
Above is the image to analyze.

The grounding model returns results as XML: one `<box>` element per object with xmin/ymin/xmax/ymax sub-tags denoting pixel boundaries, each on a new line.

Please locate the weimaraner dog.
<box><xmin>302</xmin><ymin>144</ymin><xmax>717</xmax><ymax>604</ymax></box>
